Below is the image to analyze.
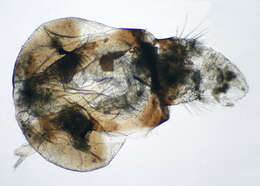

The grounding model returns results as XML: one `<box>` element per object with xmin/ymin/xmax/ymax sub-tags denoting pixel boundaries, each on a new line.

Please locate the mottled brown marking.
<box><xmin>99</xmin><ymin>54</ymin><xmax>114</xmax><ymax>71</ymax></box>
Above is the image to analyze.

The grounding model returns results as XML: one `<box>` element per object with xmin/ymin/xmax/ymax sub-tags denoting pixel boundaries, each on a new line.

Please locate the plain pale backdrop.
<box><xmin>1</xmin><ymin>0</ymin><xmax>259</xmax><ymax>186</ymax></box>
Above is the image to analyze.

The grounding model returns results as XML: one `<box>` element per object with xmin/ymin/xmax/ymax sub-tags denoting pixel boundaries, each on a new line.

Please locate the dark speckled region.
<box><xmin>52</xmin><ymin>107</ymin><xmax>94</xmax><ymax>152</ymax></box>
<box><xmin>19</xmin><ymin>75</ymin><xmax>52</xmax><ymax>108</ymax></box>
<box><xmin>213</xmin><ymin>83</ymin><xmax>229</xmax><ymax>94</ymax></box>
<box><xmin>225</xmin><ymin>70</ymin><xmax>237</xmax><ymax>81</ymax></box>
<box><xmin>46</xmin><ymin>49</ymin><xmax>81</xmax><ymax>83</ymax></box>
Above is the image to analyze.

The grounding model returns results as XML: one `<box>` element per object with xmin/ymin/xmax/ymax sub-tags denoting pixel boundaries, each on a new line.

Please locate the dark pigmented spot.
<box><xmin>99</xmin><ymin>51</ymin><xmax>125</xmax><ymax>72</ymax></box>
<box><xmin>46</xmin><ymin>50</ymin><xmax>81</xmax><ymax>83</ymax></box>
<box><xmin>213</xmin><ymin>83</ymin><xmax>229</xmax><ymax>94</ymax></box>
<box><xmin>225</xmin><ymin>70</ymin><xmax>236</xmax><ymax>81</ymax></box>
<box><xmin>52</xmin><ymin>107</ymin><xmax>94</xmax><ymax>152</ymax></box>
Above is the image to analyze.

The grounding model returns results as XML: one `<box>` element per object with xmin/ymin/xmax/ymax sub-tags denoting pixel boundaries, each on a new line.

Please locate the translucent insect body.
<box><xmin>13</xmin><ymin>18</ymin><xmax>248</xmax><ymax>171</ymax></box>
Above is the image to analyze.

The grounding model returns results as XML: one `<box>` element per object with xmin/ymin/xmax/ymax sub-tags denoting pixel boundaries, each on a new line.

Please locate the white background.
<box><xmin>1</xmin><ymin>0</ymin><xmax>259</xmax><ymax>185</ymax></box>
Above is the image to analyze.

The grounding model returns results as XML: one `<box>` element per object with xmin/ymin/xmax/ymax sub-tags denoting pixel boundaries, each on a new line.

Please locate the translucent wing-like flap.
<box><xmin>14</xmin><ymin>144</ymin><xmax>35</xmax><ymax>169</ymax></box>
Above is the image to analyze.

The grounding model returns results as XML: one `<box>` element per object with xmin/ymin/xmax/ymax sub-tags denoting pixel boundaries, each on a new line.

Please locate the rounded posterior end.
<box><xmin>214</xmin><ymin>64</ymin><xmax>249</xmax><ymax>107</ymax></box>
<box><xmin>192</xmin><ymin>47</ymin><xmax>249</xmax><ymax>107</ymax></box>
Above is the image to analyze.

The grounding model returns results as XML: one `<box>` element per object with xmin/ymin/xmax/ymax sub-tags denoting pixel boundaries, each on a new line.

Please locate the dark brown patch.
<box><xmin>213</xmin><ymin>83</ymin><xmax>229</xmax><ymax>94</ymax></box>
<box><xmin>128</xmin><ymin>29</ymin><xmax>146</xmax><ymax>43</ymax></box>
<box><xmin>51</xmin><ymin>107</ymin><xmax>94</xmax><ymax>152</ymax></box>
<box><xmin>99</xmin><ymin>51</ymin><xmax>125</xmax><ymax>72</ymax></box>
<box><xmin>46</xmin><ymin>49</ymin><xmax>81</xmax><ymax>83</ymax></box>
<box><xmin>19</xmin><ymin>75</ymin><xmax>52</xmax><ymax>108</ymax></box>
<box><xmin>225</xmin><ymin>70</ymin><xmax>236</xmax><ymax>81</ymax></box>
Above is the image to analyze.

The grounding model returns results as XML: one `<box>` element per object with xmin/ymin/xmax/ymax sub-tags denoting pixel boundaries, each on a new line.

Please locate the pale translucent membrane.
<box><xmin>14</xmin><ymin>144</ymin><xmax>35</xmax><ymax>169</ymax></box>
